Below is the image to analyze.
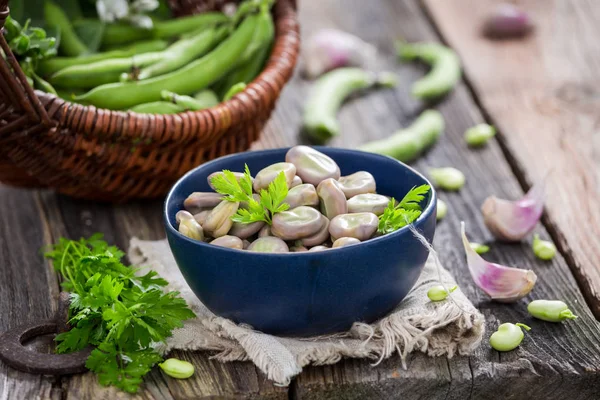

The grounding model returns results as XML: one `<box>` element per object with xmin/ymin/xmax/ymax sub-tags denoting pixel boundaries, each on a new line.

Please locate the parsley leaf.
<box><xmin>44</xmin><ymin>235</ymin><xmax>195</xmax><ymax>393</ymax></box>
<box><xmin>212</xmin><ymin>164</ymin><xmax>290</xmax><ymax>225</ymax></box>
<box><xmin>378</xmin><ymin>185</ymin><xmax>431</xmax><ymax>234</ymax></box>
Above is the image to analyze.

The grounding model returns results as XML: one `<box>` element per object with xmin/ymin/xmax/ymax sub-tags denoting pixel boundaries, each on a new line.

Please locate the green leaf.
<box><xmin>397</xmin><ymin>184</ymin><xmax>430</xmax><ymax>210</ymax></box>
<box><xmin>377</xmin><ymin>185</ymin><xmax>430</xmax><ymax>234</ymax></box>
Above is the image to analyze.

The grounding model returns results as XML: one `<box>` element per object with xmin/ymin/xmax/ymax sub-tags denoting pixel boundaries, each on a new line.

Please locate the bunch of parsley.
<box><xmin>378</xmin><ymin>184</ymin><xmax>431</xmax><ymax>234</ymax></box>
<box><xmin>45</xmin><ymin>234</ymin><xmax>195</xmax><ymax>393</ymax></box>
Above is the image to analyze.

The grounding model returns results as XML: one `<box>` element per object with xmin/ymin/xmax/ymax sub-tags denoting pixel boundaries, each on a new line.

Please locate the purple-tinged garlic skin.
<box><xmin>303</xmin><ymin>29</ymin><xmax>377</xmax><ymax>78</ymax></box>
<box><xmin>247</xmin><ymin>237</ymin><xmax>289</xmax><ymax>253</ymax></box>
<box><xmin>183</xmin><ymin>192</ymin><xmax>223</xmax><ymax>214</ymax></box>
<box><xmin>317</xmin><ymin>178</ymin><xmax>347</xmax><ymax>219</ymax></box>
<box><xmin>301</xmin><ymin>215</ymin><xmax>331</xmax><ymax>247</ymax></box>
<box><xmin>286</xmin><ymin>146</ymin><xmax>341</xmax><ymax>186</ymax></box>
<box><xmin>285</xmin><ymin>184</ymin><xmax>319</xmax><ymax>209</ymax></box>
<box><xmin>332</xmin><ymin>237</ymin><xmax>361</xmax><ymax>248</ymax></box>
<box><xmin>461</xmin><ymin>222</ymin><xmax>537</xmax><ymax>302</ymax></box>
<box><xmin>337</xmin><ymin>171</ymin><xmax>376</xmax><ymax>198</ymax></box>
<box><xmin>482</xmin><ymin>182</ymin><xmax>544</xmax><ymax>242</ymax></box>
<box><xmin>271</xmin><ymin>206</ymin><xmax>324</xmax><ymax>241</ymax></box>
<box><xmin>211</xmin><ymin>235</ymin><xmax>244</xmax><ymax>249</ymax></box>
<box><xmin>207</xmin><ymin>171</ymin><xmax>251</xmax><ymax>191</ymax></box>
<box><xmin>253</xmin><ymin>162</ymin><xmax>296</xmax><ymax>192</ymax></box>
<box><xmin>482</xmin><ymin>3</ymin><xmax>533</xmax><ymax>39</ymax></box>
<box><xmin>329</xmin><ymin>212</ymin><xmax>378</xmax><ymax>241</ymax></box>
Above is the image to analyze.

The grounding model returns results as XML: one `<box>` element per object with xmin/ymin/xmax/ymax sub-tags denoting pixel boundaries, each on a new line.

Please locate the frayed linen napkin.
<box><xmin>128</xmin><ymin>238</ymin><xmax>484</xmax><ymax>386</ymax></box>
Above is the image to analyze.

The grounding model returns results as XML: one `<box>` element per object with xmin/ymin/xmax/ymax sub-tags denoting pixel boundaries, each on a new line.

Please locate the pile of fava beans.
<box><xmin>175</xmin><ymin>146</ymin><xmax>397</xmax><ymax>253</ymax></box>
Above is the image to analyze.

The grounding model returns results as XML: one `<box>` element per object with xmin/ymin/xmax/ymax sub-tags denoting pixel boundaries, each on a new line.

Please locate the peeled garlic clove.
<box><xmin>308</xmin><ymin>245</ymin><xmax>330</xmax><ymax>252</ymax></box>
<box><xmin>178</xmin><ymin>218</ymin><xmax>204</xmax><ymax>241</ymax></box>
<box><xmin>332</xmin><ymin>237</ymin><xmax>361</xmax><ymax>248</ymax></box>
<box><xmin>211</xmin><ymin>235</ymin><xmax>244</xmax><ymax>249</ymax></box>
<box><xmin>285</xmin><ymin>184</ymin><xmax>319</xmax><ymax>209</ymax></box>
<box><xmin>303</xmin><ymin>29</ymin><xmax>377</xmax><ymax>78</ymax></box>
<box><xmin>208</xmin><ymin>171</ymin><xmax>251</xmax><ymax>190</ymax></box>
<box><xmin>290</xmin><ymin>176</ymin><xmax>303</xmax><ymax>188</ymax></box>
<box><xmin>193</xmin><ymin>210</ymin><xmax>210</xmax><ymax>225</ymax></box>
<box><xmin>337</xmin><ymin>171</ymin><xmax>376</xmax><ymax>198</ymax></box>
<box><xmin>301</xmin><ymin>215</ymin><xmax>330</xmax><ymax>247</ymax></box>
<box><xmin>329</xmin><ymin>212</ymin><xmax>378</xmax><ymax>241</ymax></box>
<box><xmin>347</xmin><ymin>193</ymin><xmax>389</xmax><ymax>215</ymax></box>
<box><xmin>258</xmin><ymin>224</ymin><xmax>272</xmax><ymax>238</ymax></box>
<box><xmin>229</xmin><ymin>220</ymin><xmax>265</xmax><ymax>239</ymax></box>
<box><xmin>481</xmin><ymin>181</ymin><xmax>544</xmax><ymax>241</ymax></box>
<box><xmin>247</xmin><ymin>237</ymin><xmax>289</xmax><ymax>253</ymax></box>
<box><xmin>253</xmin><ymin>162</ymin><xmax>296</xmax><ymax>192</ymax></box>
<box><xmin>461</xmin><ymin>222</ymin><xmax>537</xmax><ymax>302</ymax></box>
<box><xmin>285</xmin><ymin>146</ymin><xmax>341</xmax><ymax>186</ymax></box>
<box><xmin>176</xmin><ymin>210</ymin><xmax>195</xmax><ymax>224</ymax></box>
<box><xmin>183</xmin><ymin>192</ymin><xmax>223</xmax><ymax>214</ymax></box>
<box><xmin>271</xmin><ymin>206</ymin><xmax>324</xmax><ymax>240</ymax></box>
<box><xmin>203</xmin><ymin>200</ymin><xmax>239</xmax><ymax>238</ymax></box>
<box><xmin>317</xmin><ymin>178</ymin><xmax>347</xmax><ymax>219</ymax></box>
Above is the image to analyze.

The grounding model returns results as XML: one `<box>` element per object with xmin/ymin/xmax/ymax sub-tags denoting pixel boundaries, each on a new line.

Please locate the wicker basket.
<box><xmin>0</xmin><ymin>0</ymin><xmax>299</xmax><ymax>202</ymax></box>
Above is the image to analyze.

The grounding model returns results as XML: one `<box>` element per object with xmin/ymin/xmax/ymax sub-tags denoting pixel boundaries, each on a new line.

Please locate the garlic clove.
<box><xmin>302</xmin><ymin>29</ymin><xmax>377</xmax><ymax>78</ymax></box>
<box><xmin>481</xmin><ymin>181</ymin><xmax>544</xmax><ymax>242</ymax></box>
<box><xmin>461</xmin><ymin>222</ymin><xmax>537</xmax><ymax>302</ymax></box>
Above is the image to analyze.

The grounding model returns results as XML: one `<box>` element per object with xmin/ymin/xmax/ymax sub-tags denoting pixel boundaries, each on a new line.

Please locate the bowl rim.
<box><xmin>163</xmin><ymin>146</ymin><xmax>437</xmax><ymax>257</ymax></box>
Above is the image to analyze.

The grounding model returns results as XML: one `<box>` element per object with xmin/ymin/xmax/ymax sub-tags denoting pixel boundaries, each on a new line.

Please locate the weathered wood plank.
<box><xmin>287</xmin><ymin>0</ymin><xmax>600</xmax><ymax>398</ymax></box>
<box><xmin>422</xmin><ymin>0</ymin><xmax>600</xmax><ymax>320</ymax></box>
<box><xmin>0</xmin><ymin>187</ymin><xmax>61</xmax><ymax>399</ymax></box>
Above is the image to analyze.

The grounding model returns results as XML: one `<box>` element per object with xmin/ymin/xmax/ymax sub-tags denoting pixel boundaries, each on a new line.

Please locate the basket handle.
<box><xmin>0</xmin><ymin>0</ymin><xmax>53</xmax><ymax>127</ymax></box>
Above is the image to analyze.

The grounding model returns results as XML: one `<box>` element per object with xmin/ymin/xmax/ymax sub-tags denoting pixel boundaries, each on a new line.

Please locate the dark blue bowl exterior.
<box><xmin>164</xmin><ymin>147</ymin><xmax>436</xmax><ymax>337</ymax></box>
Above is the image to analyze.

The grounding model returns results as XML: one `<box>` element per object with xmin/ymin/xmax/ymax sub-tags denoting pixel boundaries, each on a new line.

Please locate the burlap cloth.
<box><xmin>128</xmin><ymin>238</ymin><xmax>484</xmax><ymax>386</ymax></box>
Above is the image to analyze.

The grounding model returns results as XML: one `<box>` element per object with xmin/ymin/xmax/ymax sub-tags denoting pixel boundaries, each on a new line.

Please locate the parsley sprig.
<box><xmin>378</xmin><ymin>184</ymin><xmax>431</xmax><ymax>234</ymax></box>
<box><xmin>210</xmin><ymin>164</ymin><xmax>290</xmax><ymax>225</ymax></box>
<box><xmin>45</xmin><ymin>234</ymin><xmax>195</xmax><ymax>393</ymax></box>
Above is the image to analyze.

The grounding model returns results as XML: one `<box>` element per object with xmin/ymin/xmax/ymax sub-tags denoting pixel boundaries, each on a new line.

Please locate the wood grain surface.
<box><xmin>422</xmin><ymin>0</ymin><xmax>600</xmax><ymax>320</ymax></box>
<box><xmin>1</xmin><ymin>0</ymin><xmax>600</xmax><ymax>399</ymax></box>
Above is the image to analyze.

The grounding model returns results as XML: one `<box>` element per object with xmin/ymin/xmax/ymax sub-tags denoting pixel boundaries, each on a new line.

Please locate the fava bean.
<box><xmin>271</xmin><ymin>206</ymin><xmax>323</xmax><ymax>241</ymax></box>
<box><xmin>253</xmin><ymin>163</ymin><xmax>296</xmax><ymax>192</ymax></box>
<box><xmin>176</xmin><ymin>210</ymin><xmax>195</xmax><ymax>224</ymax></box>
<box><xmin>211</xmin><ymin>235</ymin><xmax>244</xmax><ymax>249</ymax></box>
<box><xmin>247</xmin><ymin>236</ymin><xmax>289</xmax><ymax>253</ymax></box>
<box><xmin>360</xmin><ymin>110</ymin><xmax>444</xmax><ymax>162</ymax></box>
<box><xmin>489</xmin><ymin>322</ymin><xmax>530</xmax><ymax>352</ymax></box>
<box><xmin>347</xmin><ymin>193</ymin><xmax>389</xmax><ymax>215</ymax></box>
<box><xmin>429</xmin><ymin>167</ymin><xmax>465</xmax><ymax>191</ymax></box>
<box><xmin>470</xmin><ymin>242</ymin><xmax>490</xmax><ymax>255</ymax></box>
<box><xmin>130</xmin><ymin>101</ymin><xmax>185</xmax><ymax>114</ymax></box>
<box><xmin>436</xmin><ymin>199</ymin><xmax>447</xmax><ymax>221</ymax></box>
<box><xmin>308</xmin><ymin>245</ymin><xmax>329</xmax><ymax>252</ymax></box>
<box><xmin>317</xmin><ymin>178</ymin><xmax>347</xmax><ymax>219</ymax></box>
<box><xmin>290</xmin><ymin>176</ymin><xmax>303</xmax><ymax>188</ymax></box>
<box><xmin>203</xmin><ymin>201</ymin><xmax>239</xmax><ymax>238</ymax></box>
<box><xmin>178</xmin><ymin>218</ymin><xmax>204</xmax><ymax>241</ymax></box>
<box><xmin>329</xmin><ymin>212</ymin><xmax>378</xmax><ymax>241</ymax></box>
<box><xmin>397</xmin><ymin>42</ymin><xmax>461</xmax><ymax>100</ymax></box>
<box><xmin>258</xmin><ymin>225</ymin><xmax>272</xmax><ymax>238</ymax></box>
<box><xmin>303</xmin><ymin>68</ymin><xmax>397</xmax><ymax>143</ymax></box>
<box><xmin>332</xmin><ymin>237</ymin><xmax>360</xmax><ymax>248</ymax></box>
<box><xmin>161</xmin><ymin>90</ymin><xmax>217</xmax><ymax>111</ymax></box>
<box><xmin>243</xmin><ymin>239</ymin><xmax>252</xmax><ymax>249</ymax></box>
<box><xmin>427</xmin><ymin>285</ymin><xmax>457</xmax><ymax>301</ymax></box>
<box><xmin>527</xmin><ymin>300</ymin><xmax>577</xmax><ymax>322</ymax></box>
<box><xmin>301</xmin><ymin>215</ymin><xmax>331</xmax><ymax>247</ymax></box>
<box><xmin>229</xmin><ymin>220</ymin><xmax>265</xmax><ymax>239</ymax></box>
<box><xmin>465</xmin><ymin>124</ymin><xmax>496</xmax><ymax>147</ymax></box>
<box><xmin>290</xmin><ymin>244</ymin><xmax>308</xmax><ymax>252</ymax></box>
<box><xmin>194</xmin><ymin>210</ymin><xmax>210</xmax><ymax>225</ymax></box>
<box><xmin>159</xmin><ymin>358</ymin><xmax>195</xmax><ymax>379</ymax></box>
<box><xmin>284</xmin><ymin>184</ymin><xmax>319</xmax><ymax>209</ymax></box>
<box><xmin>337</xmin><ymin>171</ymin><xmax>376</xmax><ymax>198</ymax></box>
<box><xmin>223</xmin><ymin>82</ymin><xmax>247</xmax><ymax>101</ymax></box>
<box><xmin>532</xmin><ymin>234</ymin><xmax>556</xmax><ymax>261</ymax></box>
<box><xmin>285</xmin><ymin>146</ymin><xmax>341</xmax><ymax>186</ymax></box>
<box><xmin>193</xmin><ymin>89</ymin><xmax>220</xmax><ymax>107</ymax></box>
<box><xmin>45</xmin><ymin>1</ymin><xmax>87</xmax><ymax>57</ymax></box>
<box><xmin>184</xmin><ymin>192</ymin><xmax>223</xmax><ymax>214</ymax></box>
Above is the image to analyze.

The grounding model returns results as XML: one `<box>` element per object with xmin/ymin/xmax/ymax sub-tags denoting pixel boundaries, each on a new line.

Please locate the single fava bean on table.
<box><xmin>489</xmin><ymin>322</ymin><xmax>530</xmax><ymax>352</ymax></box>
<box><xmin>178</xmin><ymin>218</ymin><xmax>204</xmax><ymax>241</ymax></box>
<box><xmin>329</xmin><ymin>212</ymin><xmax>378</xmax><ymax>241</ymax></box>
<box><xmin>347</xmin><ymin>193</ymin><xmax>389</xmax><ymax>215</ymax></box>
<box><xmin>159</xmin><ymin>358</ymin><xmax>195</xmax><ymax>379</ymax></box>
<box><xmin>527</xmin><ymin>300</ymin><xmax>577</xmax><ymax>322</ymax></box>
<box><xmin>271</xmin><ymin>206</ymin><xmax>324</xmax><ymax>241</ymax></box>
<box><xmin>285</xmin><ymin>184</ymin><xmax>319</xmax><ymax>209</ymax></box>
<box><xmin>210</xmin><ymin>235</ymin><xmax>244</xmax><ymax>249</ymax></box>
<box><xmin>337</xmin><ymin>171</ymin><xmax>376</xmax><ymax>198</ymax></box>
<box><xmin>253</xmin><ymin>162</ymin><xmax>296</xmax><ymax>192</ymax></box>
<box><xmin>301</xmin><ymin>215</ymin><xmax>331</xmax><ymax>247</ymax></box>
<box><xmin>203</xmin><ymin>200</ymin><xmax>239</xmax><ymax>238</ymax></box>
<box><xmin>247</xmin><ymin>237</ymin><xmax>289</xmax><ymax>253</ymax></box>
<box><xmin>317</xmin><ymin>178</ymin><xmax>348</xmax><ymax>219</ymax></box>
<box><xmin>184</xmin><ymin>192</ymin><xmax>223</xmax><ymax>214</ymax></box>
<box><xmin>332</xmin><ymin>237</ymin><xmax>361</xmax><ymax>248</ymax></box>
<box><xmin>285</xmin><ymin>145</ymin><xmax>341</xmax><ymax>186</ymax></box>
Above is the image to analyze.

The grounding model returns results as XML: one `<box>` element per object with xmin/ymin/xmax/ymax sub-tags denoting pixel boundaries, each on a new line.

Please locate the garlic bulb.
<box><xmin>481</xmin><ymin>181</ymin><xmax>544</xmax><ymax>241</ymax></box>
<box><xmin>461</xmin><ymin>222</ymin><xmax>537</xmax><ymax>302</ymax></box>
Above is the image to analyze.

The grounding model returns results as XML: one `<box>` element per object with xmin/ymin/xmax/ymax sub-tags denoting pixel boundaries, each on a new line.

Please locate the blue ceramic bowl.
<box><xmin>164</xmin><ymin>147</ymin><xmax>436</xmax><ymax>337</ymax></box>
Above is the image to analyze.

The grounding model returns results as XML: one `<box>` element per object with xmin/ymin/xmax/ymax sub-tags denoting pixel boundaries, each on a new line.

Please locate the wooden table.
<box><xmin>2</xmin><ymin>0</ymin><xmax>600</xmax><ymax>398</ymax></box>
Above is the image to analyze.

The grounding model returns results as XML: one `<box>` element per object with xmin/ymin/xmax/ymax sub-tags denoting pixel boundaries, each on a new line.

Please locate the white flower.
<box><xmin>127</xmin><ymin>14</ymin><xmax>154</xmax><ymax>29</ymax></box>
<box><xmin>131</xmin><ymin>0</ymin><xmax>159</xmax><ymax>13</ymax></box>
<box><xmin>96</xmin><ymin>0</ymin><xmax>129</xmax><ymax>23</ymax></box>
